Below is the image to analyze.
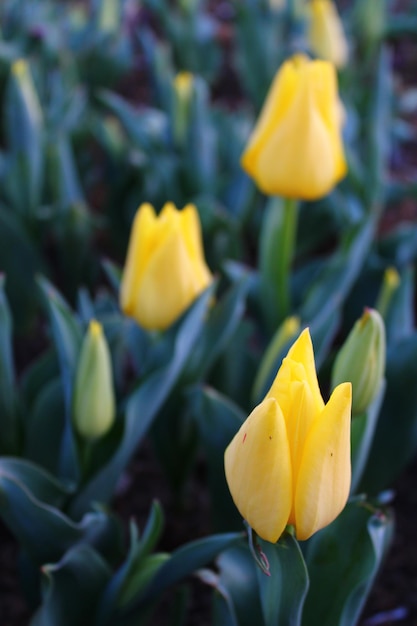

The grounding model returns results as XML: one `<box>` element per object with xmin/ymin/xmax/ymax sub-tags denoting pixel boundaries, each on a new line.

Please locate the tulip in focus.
<box><xmin>225</xmin><ymin>328</ymin><xmax>352</xmax><ymax>543</ymax></box>
<box><xmin>120</xmin><ymin>202</ymin><xmax>213</xmax><ymax>331</ymax></box>
<box><xmin>241</xmin><ymin>54</ymin><xmax>347</xmax><ymax>200</ymax></box>
<box><xmin>308</xmin><ymin>0</ymin><xmax>348</xmax><ymax>69</ymax></box>
<box><xmin>73</xmin><ymin>320</ymin><xmax>116</xmax><ymax>440</ymax></box>
<box><xmin>332</xmin><ymin>308</ymin><xmax>386</xmax><ymax>416</ymax></box>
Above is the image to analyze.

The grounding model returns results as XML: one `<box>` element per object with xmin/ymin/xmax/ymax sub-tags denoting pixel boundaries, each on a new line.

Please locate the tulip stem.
<box><xmin>278</xmin><ymin>196</ymin><xmax>298</xmax><ymax>320</ymax></box>
<box><xmin>244</xmin><ymin>521</ymin><xmax>271</xmax><ymax>576</ymax></box>
<box><xmin>260</xmin><ymin>196</ymin><xmax>298</xmax><ymax>329</ymax></box>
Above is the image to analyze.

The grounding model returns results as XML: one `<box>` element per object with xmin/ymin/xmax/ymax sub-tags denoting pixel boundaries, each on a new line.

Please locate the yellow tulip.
<box><xmin>120</xmin><ymin>202</ymin><xmax>213</xmax><ymax>331</ymax></box>
<box><xmin>224</xmin><ymin>328</ymin><xmax>352</xmax><ymax>543</ymax></box>
<box><xmin>73</xmin><ymin>320</ymin><xmax>115</xmax><ymax>440</ymax></box>
<box><xmin>308</xmin><ymin>0</ymin><xmax>349</xmax><ymax>69</ymax></box>
<box><xmin>241</xmin><ymin>54</ymin><xmax>347</xmax><ymax>200</ymax></box>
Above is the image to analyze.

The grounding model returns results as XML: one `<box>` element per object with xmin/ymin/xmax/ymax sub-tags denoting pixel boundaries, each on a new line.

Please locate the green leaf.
<box><xmin>0</xmin><ymin>463</ymin><xmax>119</xmax><ymax>565</ymax></box>
<box><xmin>4</xmin><ymin>58</ymin><xmax>43</xmax><ymax>214</ymax></box>
<box><xmin>45</xmin><ymin>133</ymin><xmax>85</xmax><ymax>210</ymax></box>
<box><xmin>125</xmin><ymin>532</ymin><xmax>243</xmax><ymax>613</ymax></box>
<box><xmin>181</xmin><ymin>278</ymin><xmax>249</xmax><ymax>382</ymax></box>
<box><xmin>186</xmin><ymin>385</ymin><xmax>245</xmax><ymax>531</ymax></box>
<box><xmin>302</xmin><ymin>501</ymin><xmax>393</xmax><ymax>626</ymax></box>
<box><xmin>0</xmin><ymin>457</ymin><xmax>72</xmax><ymax>508</ymax></box>
<box><xmin>350</xmin><ymin>382</ymin><xmax>385</xmax><ymax>494</ymax></box>
<box><xmin>97</xmin><ymin>89</ymin><xmax>168</xmax><ymax>150</ymax></box>
<box><xmin>118</xmin><ymin>553</ymin><xmax>170</xmax><ymax>608</ymax></box>
<box><xmin>210</xmin><ymin>542</ymin><xmax>265</xmax><ymax>626</ymax></box>
<box><xmin>0</xmin><ymin>204</ymin><xmax>44</xmax><ymax>330</ymax></box>
<box><xmin>257</xmin><ymin>533</ymin><xmax>309</xmax><ymax>626</ymax></box>
<box><xmin>0</xmin><ymin>274</ymin><xmax>18</xmax><ymax>453</ymax></box>
<box><xmin>20</xmin><ymin>349</ymin><xmax>59</xmax><ymax>409</ymax></box>
<box><xmin>37</xmin><ymin>276</ymin><xmax>82</xmax><ymax>483</ymax></box>
<box><xmin>359</xmin><ymin>333</ymin><xmax>417</xmax><ymax>494</ymax></box>
<box><xmin>70</xmin><ymin>285</ymin><xmax>215</xmax><ymax>518</ymax></box>
<box><xmin>300</xmin><ymin>217</ymin><xmax>375</xmax><ymax>326</ymax></box>
<box><xmin>101</xmin><ymin>258</ymin><xmax>122</xmax><ymax>293</ymax></box>
<box><xmin>296</xmin><ymin>217</ymin><xmax>377</xmax><ymax>369</ymax></box>
<box><xmin>31</xmin><ymin>545</ymin><xmax>111</xmax><ymax>626</ymax></box>
<box><xmin>366</xmin><ymin>46</ymin><xmax>393</xmax><ymax>209</ymax></box>
<box><xmin>94</xmin><ymin>502</ymin><xmax>164</xmax><ymax>624</ymax></box>
<box><xmin>23</xmin><ymin>377</ymin><xmax>66</xmax><ymax>474</ymax></box>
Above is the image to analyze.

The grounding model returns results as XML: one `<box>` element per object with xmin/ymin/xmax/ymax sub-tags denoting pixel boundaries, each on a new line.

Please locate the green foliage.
<box><xmin>0</xmin><ymin>0</ymin><xmax>416</xmax><ymax>623</ymax></box>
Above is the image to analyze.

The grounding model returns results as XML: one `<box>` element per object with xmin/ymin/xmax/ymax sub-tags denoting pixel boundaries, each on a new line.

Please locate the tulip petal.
<box><xmin>267</xmin><ymin>328</ymin><xmax>324</xmax><ymax>416</ymax></box>
<box><xmin>180</xmin><ymin>204</ymin><xmax>213</xmax><ymax>287</ymax></box>
<box><xmin>312</xmin><ymin>62</ymin><xmax>347</xmax><ymax>181</ymax></box>
<box><xmin>134</xmin><ymin>228</ymin><xmax>204</xmax><ymax>330</ymax></box>
<box><xmin>308</xmin><ymin>0</ymin><xmax>349</xmax><ymax>69</ymax></box>
<box><xmin>240</xmin><ymin>56</ymin><xmax>347</xmax><ymax>200</ymax></box>
<box><xmin>120</xmin><ymin>203</ymin><xmax>157</xmax><ymax>316</ymax></box>
<box><xmin>241</xmin><ymin>56</ymin><xmax>302</xmax><ymax>175</ymax></box>
<box><xmin>224</xmin><ymin>397</ymin><xmax>292</xmax><ymax>543</ymax></box>
<box><xmin>294</xmin><ymin>382</ymin><xmax>352</xmax><ymax>541</ymax></box>
<box><xmin>254</xmin><ymin>73</ymin><xmax>339</xmax><ymax>199</ymax></box>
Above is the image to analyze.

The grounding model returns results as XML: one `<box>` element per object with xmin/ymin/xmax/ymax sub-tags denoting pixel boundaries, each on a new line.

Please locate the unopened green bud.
<box><xmin>73</xmin><ymin>320</ymin><xmax>115</xmax><ymax>439</ymax></box>
<box><xmin>376</xmin><ymin>266</ymin><xmax>400</xmax><ymax>319</ymax></box>
<box><xmin>97</xmin><ymin>0</ymin><xmax>120</xmax><ymax>34</ymax></box>
<box><xmin>172</xmin><ymin>71</ymin><xmax>194</xmax><ymax>148</ymax></box>
<box><xmin>353</xmin><ymin>0</ymin><xmax>386</xmax><ymax>47</ymax></box>
<box><xmin>332</xmin><ymin>308</ymin><xmax>386</xmax><ymax>416</ymax></box>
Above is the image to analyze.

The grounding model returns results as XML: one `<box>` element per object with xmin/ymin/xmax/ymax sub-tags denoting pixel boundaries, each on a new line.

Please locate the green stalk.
<box><xmin>259</xmin><ymin>196</ymin><xmax>298</xmax><ymax>330</ymax></box>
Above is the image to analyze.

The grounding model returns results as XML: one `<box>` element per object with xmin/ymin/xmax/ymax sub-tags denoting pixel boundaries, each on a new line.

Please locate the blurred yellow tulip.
<box><xmin>241</xmin><ymin>54</ymin><xmax>347</xmax><ymax>200</ymax></box>
<box><xmin>120</xmin><ymin>202</ymin><xmax>213</xmax><ymax>331</ymax></box>
<box><xmin>225</xmin><ymin>328</ymin><xmax>352</xmax><ymax>543</ymax></box>
<box><xmin>308</xmin><ymin>0</ymin><xmax>349</xmax><ymax>68</ymax></box>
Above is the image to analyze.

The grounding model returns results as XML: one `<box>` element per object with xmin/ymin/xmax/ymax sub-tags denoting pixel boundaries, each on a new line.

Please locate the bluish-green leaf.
<box><xmin>0</xmin><ymin>468</ymin><xmax>118</xmax><ymax>565</ymax></box>
<box><xmin>31</xmin><ymin>545</ymin><xmax>111</xmax><ymax>626</ymax></box>
<box><xmin>4</xmin><ymin>58</ymin><xmax>43</xmax><ymax>214</ymax></box>
<box><xmin>181</xmin><ymin>278</ymin><xmax>249</xmax><ymax>382</ymax></box>
<box><xmin>94</xmin><ymin>502</ymin><xmax>164</xmax><ymax>625</ymax></box>
<box><xmin>350</xmin><ymin>381</ymin><xmax>385</xmax><ymax>494</ymax></box>
<box><xmin>130</xmin><ymin>532</ymin><xmax>243</xmax><ymax>608</ymax></box>
<box><xmin>300</xmin><ymin>217</ymin><xmax>375</xmax><ymax>325</ymax></box>
<box><xmin>360</xmin><ymin>333</ymin><xmax>417</xmax><ymax>494</ymax></box>
<box><xmin>187</xmin><ymin>385</ymin><xmax>244</xmax><ymax>531</ymax></box>
<box><xmin>23</xmin><ymin>377</ymin><xmax>66</xmax><ymax>474</ymax></box>
<box><xmin>0</xmin><ymin>457</ymin><xmax>72</xmax><ymax>508</ymax></box>
<box><xmin>37</xmin><ymin>276</ymin><xmax>82</xmax><ymax>483</ymax></box>
<box><xmin>0</xmin><ymin>274</ymin><xmax>17</xmax><ymax>453</ymax></box>
<box><xmin>211</xmin><ymin>542</ymin><xmax>265</xmax><ymax>626</ymax></box>
<box><xmin>257</xmin><ymin>533</ymin><xmax>309</xmax><ymax>626</ymax></box>
<box><xmin>302</xmin><ymin>501</ymin><xmax>393</xmax><ymax>626</ymax></box>
<box><xmin>70</xmin><ymin>285</ymin><xmax>215</xmax><ymax>518</ymax></box>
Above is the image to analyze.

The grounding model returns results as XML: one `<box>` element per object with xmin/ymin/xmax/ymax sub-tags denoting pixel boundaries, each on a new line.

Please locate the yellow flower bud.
<box><xmin>73</xmin><ymin>320</ymin><xmax>116</xmax><ymax>440</ymax></box>
<box><xmin>307</xmin><ymin>0</ymin><xmax>349</xmax><ymax>69</ymax></box>
<box><xmin>241</xmin><ymin>54</ymin><xmax>347</xmax><ymax>200</ymax></box>
<box><xmin>225</xmin><ymin>328</ymin><xmax>352</xmax><ymax>543</ymax></box>
<box><xmin>332</xmin><ymin>308</ymin><xmax>386</xmax><ymax>416</ymax></box>
<box><xmin>120</xmin><ymin>202</ymin><xmax>213</xmax><ymax>331</ymax></box>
